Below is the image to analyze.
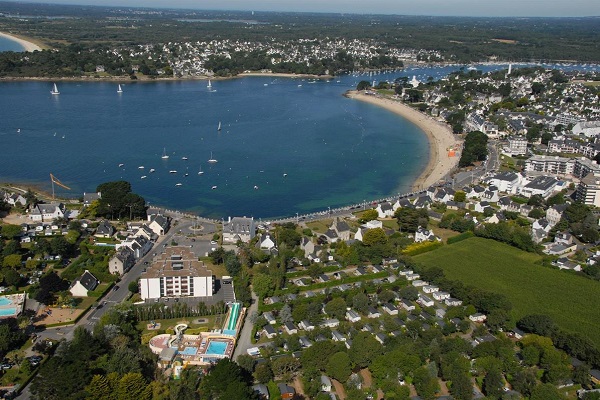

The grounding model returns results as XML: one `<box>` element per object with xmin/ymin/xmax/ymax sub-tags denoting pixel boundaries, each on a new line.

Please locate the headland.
<box><xmin>345</xmin><ymin>90</ymin><xmax>460</xmax><ymax>191</ymax></box>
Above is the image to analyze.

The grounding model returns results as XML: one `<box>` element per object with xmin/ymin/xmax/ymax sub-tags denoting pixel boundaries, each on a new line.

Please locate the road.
<box><xmin>453</xmin><ymin>141</ymin><xmax>500</xmax><ymax>189</ymax></box>
<box><xmin>232</xmin><ymin>291</ymin><xmax>258</xmax><ymax>360</ymax></box>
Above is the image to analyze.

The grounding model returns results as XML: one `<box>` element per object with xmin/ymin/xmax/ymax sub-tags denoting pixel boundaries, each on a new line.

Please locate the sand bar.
<box><xmin>0</xmin><ymin>32</ymin><xmax>42</xmax><ymax>52</ymax></box>
<box><xmin>346</xmin><ymin>90</ymin><xmax>461</xmax><ymax>191</ymax></box>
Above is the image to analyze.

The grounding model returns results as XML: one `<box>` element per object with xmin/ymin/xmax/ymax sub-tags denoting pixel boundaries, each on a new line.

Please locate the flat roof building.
<box><xmin>139</xmin><ymin>246</ymin><xmax>214</xmax><ymax>300</ymax></box>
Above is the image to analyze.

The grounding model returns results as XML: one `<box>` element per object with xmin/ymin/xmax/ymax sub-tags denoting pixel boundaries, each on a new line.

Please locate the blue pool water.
<box><xmin>180</xmin><ymin>347</ymin><xmax>197</xmax><ymax>356</ymax></box>
<box><xmin>205</xmin><ymin>341</ymin><xmax>227</xmax><ymax>355</ymax></box>
<box><xmin>223</xmin><ymin>329</ymin><xmax>236</xmax><ymax>336</ymax></box>
<box><xmin>0</xmin><ymin>308</ymin><xmax>17</xmax><ymax>317</ymax></box>
<box><xmin>0</xmin><ymin>298</ymin><xmax>12</xmax><ymax>306</ymax></box>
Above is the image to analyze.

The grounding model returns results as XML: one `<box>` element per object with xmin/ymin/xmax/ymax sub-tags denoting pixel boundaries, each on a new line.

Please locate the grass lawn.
<box><xmin>414</xmin><ymin>237</ymin><xmax>600</xmax><ymax>347</ymax></box>
<box><xmin>382</xmin><ymin>219</ymin><xmax>399</xmax><ymax>231</ymax></box>
<box><xmin>137</xmin><ymin>315</ymin><xmax>223</xmax><ymax>335</ymax></box>
<box><xmin>305</xmin><ymin>219</ymin><xmax>332</xmax><ymax>234</ymax></box>
<box><xmin>199</xmin><ymin>258</ymin><xmax>228</xmax><ymax>277</ymax></box>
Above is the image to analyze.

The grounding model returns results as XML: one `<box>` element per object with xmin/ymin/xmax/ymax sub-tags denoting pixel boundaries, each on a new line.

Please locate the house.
<box><xmin>332</xmin><ymin>330</ymin><xmax>346</xmax><ymax>342</ymax></box>
<box><xmin>432</xmin><ymin>291</ymin><xmax>450</xmax><ymax>301</ymax></box>
<box><xmin>400</xmin><ymin>299</ymin><xmax>415</xmax><ymax>312</ymax></box>
<box><xmin>318</xmin><ymin>274</ymin><xmax>330</xmax><ymax>283</ymax></box>
<box><xmin>223</xmin><ymin>216</ymin><xmax>255</xmax><ymax>243</ymax></box>
<box><xmin>300</xmin><ymin>237</ymin><xmax>316</xmax><ymax>259</ymax></box>
<box><xmin>4</xmin><ymin>192</ymin><xmax>26</xmax><ymax>206</ymax></box>
<box><xmin>435</xmin><ymin>308</ymin><xmax>446</xmax><ymax>319</ymax></box>
<box><xmin>367</xmin><ymin>306</ymin><xmax>381</xmax><ymax>318</ymax></box>
<box><xmin>331</xmin><ymin>218</ymin><xmax>352</xmax><ymax>241</ymax></box>
<box><xmin>148</xmin><ymin>214</ymin><xmax>170</xmax><ymax>236</ymax></box>
<box><xmin>69</xmin><ymin>270</ymin><xmax>99</xmax><ymax>297</ymax></box>
<box><xmin>487</xmin><ymin>171</ymin><xmax>520</xmax><ymax>193</ymax></box>
<box><xmin>262</xmin><ymin>325</ymin><xmax>277</xmax><ymax>339</ymax></box>
<box><xmin>354</xmin><ymin>266</ymin><xmax>368</xmax><ymax>276</ymax></box>
<box><xmin>284</xmin><ymin>322</ymin><xmax>298</xmax><ymax>335</ymax></box>
<box><xmin>28</xmin><ymin>203</ymin><xmax>66</xmax><ymax>222</ymax></box>
<box><xmin>278</xmin><ymin>383</ymin><xmax>295</xmax><ymax>400</ymax></box>
<box><xmin>382</xmin><ymin>303</ymin><xmax>398</xmax><ymax>315</ymax></box>
<box><xmin>542</xmin><ymin>242</ymin><xmax>577</xmax><ymax>256</ymax></box>
<box><xmin>405</xmin><ymin>273</ymin><xmax>420</xmax><ymax>281</ymax></box>
<box><xmin>321</xmin><ymin>319</ymin><xmax>340</xmax><ymax>328</ymax></box>
<box><xmin>322</xmin><ymin>229</ymin><xmax>339</xmax><ymax>244</ymax></box>
<box><xmin>519</xmin><ymin>176</ymin><xmax>559</xmax><ymax>199</ymax></box>
<box><xmin>414</xmin><ymin>226</ymin><xmax>440</xmax><ymax>243</ymax></box>
<box><xmin>258</xmin><ymin>233</ymin><xmax>276</xmax><ymax>250</ymax></box>
<box><xmin>376</xmin><ymin>201</ymin><xmax>394</xmax><ymax>218</ymax></box>
<box><xmin>299</xmin><ymin>320</ymin><xmax>315</xmax><ymax>331</ymax></box>
<box><xmin>252</xmin><ymin>384</ymin><xmax>270</xmax><ymax>399</ymax></box>
<box><xmin>116</xmin><ymin>236</ymin><xmax>152</xmax><ymax>259</ymax></box>
<box><xmin>423</xmin><ymin>285</ymin><xmax>439</xmax><ymax>294</ymax></box>
<box><xmin>375</xmin><ymin>333</ymin><xmax>387</xmax><ymax>345</ymax></box>
<box><xmin>469</xmin><ymin>313</ymin><xmax>487</xmax><ymax>323</ymax></box>
<box><xmin>108</xmin><ymin>247</ymin><xmax>135</xmax><ymax>275</ymax></box>
<box><xmin>554</xmin><ymin>232</ymin><xmax>573</xmax><ymax>245</ymax></box>
<box><xmin>445</xmin><ymin>298</ymin><xmax>463</xmax><ymax>306</ymax></box>
<box><xmin>94</xmin><ymin>220</ymin><xmax>115</xmax><ymax>238</ymax></box>
<box><xmin>299</xmin><ymin>336</ymin><xmax>312</xmax><ymax>348</ymax></box>
<box><xmin>354</xmin><ymin>220</ymin><xmax>383</xmax><ymax>241</ymax></box>
<box><xmin>412</xmin><ymin>279</ymin><xmax>428</xmax><ymax>287</ymax></box>
<box><xmin>417</xmin><ymin>294</ymin><xmax>434</xmax><ymax>308</ymax></box>
<box><xmin>553</xmin><ymin>257</ymin><xmax>582</xmax><ymax>272</ymax></box>
<box><xmin>546</xmin><ymin>204</ymin><xmax>567</xmax><ymax>226</ymax></box>
<box><xmin>263</xmin><ymin>311</ymin><xmax>276</xmax><ymax>325</ymax></box>
<box><xmin>321</xmin><ymin>375</ymin><xmax>333</xmax><ymax>392</ymax></box>
<box><xmin>83</xmin><ymin>192</ymin><xmax>101</xmax><ymax>206</ymax></box>
<box><xmin>346</xmin><ymin>310</ymin><xmax>361</xmax><ymax>323</ymax></box>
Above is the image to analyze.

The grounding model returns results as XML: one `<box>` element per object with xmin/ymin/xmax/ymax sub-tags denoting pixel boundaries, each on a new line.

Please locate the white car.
<box><xmin>210</xmin><ymin>240</ymin><xmax>217</xmax><ymax>245</ymax></box>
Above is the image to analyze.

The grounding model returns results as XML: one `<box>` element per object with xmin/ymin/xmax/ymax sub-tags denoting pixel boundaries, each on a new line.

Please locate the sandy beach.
<box><xmin>346</xmin><ymin>91</ymin><xmax>461</xmax><ymax>191</ymax></box>
<box><xmin>0</xmin><ymin>32</ymin><xmax>42</xmax><ymax>52</ymax></box>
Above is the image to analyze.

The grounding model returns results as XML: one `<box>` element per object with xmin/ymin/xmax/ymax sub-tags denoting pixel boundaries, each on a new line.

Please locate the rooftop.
<box><xmin>141</xmin><ymin>246</ymin><xmax>213</xmax><ymax>279</ymax></box>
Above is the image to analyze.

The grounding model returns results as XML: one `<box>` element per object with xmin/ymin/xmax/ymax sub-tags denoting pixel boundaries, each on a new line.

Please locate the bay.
<box><xmin>0</xmin><ymin>35</ymin><xmax>25</xmax><ymax>52</ymax></box>
<box><xmin>1</xmin><ymin>63</ymin><xmax>596</xmax><ymax>218</ymax></box>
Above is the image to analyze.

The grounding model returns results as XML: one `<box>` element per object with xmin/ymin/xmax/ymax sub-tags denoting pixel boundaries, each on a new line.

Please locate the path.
<box><xmin>232</xmin><ymin>290</ymin><xmax>258</xmax><ymax>360</ymax></box>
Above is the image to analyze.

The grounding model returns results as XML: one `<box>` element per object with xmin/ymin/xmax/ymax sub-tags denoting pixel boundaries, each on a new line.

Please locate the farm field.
<box><xmin>414</xmin><ymin>237</ymin><xmax>600</xmax><ymax>347</ymax></box>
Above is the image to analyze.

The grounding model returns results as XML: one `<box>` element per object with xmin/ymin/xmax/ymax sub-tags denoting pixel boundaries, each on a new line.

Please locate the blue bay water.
<box><xmin>1</xmin><ymin>63</ymin><xmax>596</xmax><ymax>218</ymax></box>
<box><xmin>0</xmin><ymin>35</ymin><xmax>26</xmax><ymax>52</ymax></box>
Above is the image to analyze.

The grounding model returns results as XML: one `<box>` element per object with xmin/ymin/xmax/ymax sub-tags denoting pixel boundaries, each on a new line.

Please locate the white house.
<box><xmin>223</xmin><ymin>216</ymin><xmax>255</xmax><ymax>243</ymax></box>
<box><xmin>28</xmin><ymin>203</ymin><xmax>66</xmax><ymax>222</ymax></box>
<box><xmin>469</xmin><ymin>313</ymin><xmax>487</xmax><ymax>322</ymax></box>
<box><xmin>414</xmin><ymin>226</ymin><xmax>440</xmax><ymax>243</ymax></box>
<box><xmin>346</xmin><ymin>310</ymin><xmax>361</xmax><ymax>323</ymax></box>
<box><xmin>258</xmin><ymin>233</ymin><xmax>276</xmax><ymax>250</ymax></box>
<box><xmin>69</xmin><ymin>270</ymin><xmax>99</xmax><ymax>297</ymax></box>
<box><xmin>376</xmin><ymin>202</ymin><xmax>394</xmax><ymax>218</ymax></box>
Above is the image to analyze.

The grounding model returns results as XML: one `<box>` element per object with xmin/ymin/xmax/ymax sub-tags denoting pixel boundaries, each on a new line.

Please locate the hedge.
<box><xmin>447</xmin><ymin>231</ymin><xmax>474</xmax><ymax>244</ymax></box>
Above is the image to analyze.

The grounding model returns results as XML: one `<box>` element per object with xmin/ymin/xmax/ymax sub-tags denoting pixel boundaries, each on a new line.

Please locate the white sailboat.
<box><xmin>207</xmin><ymin>80</ymin><xmax>212</xmax><ymax>89</ymax></box>
<box><xmin>208</xmin><ymin>151</ymin><xmax>218</xmax><ymax>163</ymax></box>
<box><xmin>117</xmin><ymin>84</ymin><xmax>123</xmax><ymax>93</ymax></box>
<box><xmin>161</xmin><ymin>148</ymin><xmax>169</xmax><ymax>159</ymax></box>
<box><xmin>198</xmin><ymin>166</ymin><xmax>204</xmax><ymax>175</ymax></box>
<box><xmin>217</xmin><ymin>121</ymin><xmax>221</xmax><ymax>131</ymax></box>
<box><xmin>50</xmin><ymin>83</ymin><xmax>60</xmax><ymax>95</ymax></box>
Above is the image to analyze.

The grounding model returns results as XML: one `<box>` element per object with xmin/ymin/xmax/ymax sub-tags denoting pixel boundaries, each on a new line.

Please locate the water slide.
<box><xmin>226</xmin><ymin>303</ymin><xmax>240</xmax><ymax>331</ymax></box>
<box><xmin>168</xmin><ymin>323</ymin><xmax>188</xmax><ymax>348</ymax></box>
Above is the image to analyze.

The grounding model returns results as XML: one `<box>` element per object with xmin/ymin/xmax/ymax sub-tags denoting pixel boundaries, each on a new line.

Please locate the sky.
<box><xmin>9</xmin><ymin>0</ymin><xmax>600</xmax><ymax>17</ymax></box>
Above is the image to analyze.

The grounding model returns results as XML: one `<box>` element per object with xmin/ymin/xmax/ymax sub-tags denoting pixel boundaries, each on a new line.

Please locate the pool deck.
<box><xmin>148</xmin><ymin>303</ymin><xmax>245</xmax><ymax>369</ymax></box>
<box><xmin>0</xmin><ymin>293</ymin><xmax>25</xmax><ymax>319</ymax></box>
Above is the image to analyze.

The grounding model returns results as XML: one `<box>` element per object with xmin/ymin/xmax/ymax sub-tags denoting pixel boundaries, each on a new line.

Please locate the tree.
<box><xmin>483</xmin><ymin>367</ymin><xmax>504</xmax><ymax>399</ymax></box>
<box><xmin>326</xmin><ymin>351</ymin><xmax>351</xmax><ymax>382</ymax></box>
<box><xmin>236</xmin><ymin>354</ymin><xmax>255</xmax><ymax>374</ymax></box>
<box><xmin>360</xmin><ymin>209</ymin><xmax>378</xmax><ymax>223</ymax></box>
<box><xmin>357</xmin><ymin>80</ymin><xmax>371</xmax><ymax>91</ymax></box>
<box><xmin>3</xmin><ymin>254</ymin><xmax>22</xmax><ymax>269</ymax></box>
<box><xmin>363</xmin><ymin>228</ymin><xmax>388</xmax><ymax>246</ymax></box>
<box><xmin>200</xmin><ymin>359</ymin><xmax>255</xmax><ymax>399</ymax></box>
<box><xmin>116</xmin><ymin>372</ymin><xmax>150</xmax><ymax>400</ymax></box>
<box><xmin>128</xmin><ymin>280</ymin><xmax>139</xmax><ymax>294</ymax></box>
<box><xmin>454</xmin><ymin>191</ymin><xmax>466</xmax><ymax>202</ymax></box>
<box><xmin>352</xmin><ymin>293</ymin><xmax>369</xmax><ymax>313</ymax></box>
<box><xmin>254</xmin><ymin>362</ymin><xmax>273</xmax><ymax>383</ymax></box>
<box><xmin>413</xmin><ymin>366</ymin><xmax>440</xmax><ymax>400</ymax></box>
<box><xmin>349</xmin><ymin>332</ymin><xmax>383</xmax><ymax>368</ymax></box>
<box><xmin>530</xmin><ymin>383</ymin><xmax>566</xmax><ymax>400</ymax></box>
<box><xmin>1</xmin><ymin>224</ymin><xmax>22</xmax><ymax>240</ymax></box>
<box><xmin>252</xmin><ymin>273</ymin><xmax>275</xmax><ymax>298</ymax></box>
<box><xmin>512</xmin><ymin>368</ymin><xmax>537</xmax><ymax>398</ymax></box>
<box><xmin>324</xmin><ymin>297</ymin><xmax>347</xmax><ymax>320</ymax></box>
<box><xmin>307</xmin><ymin>263</ymin><xmax>322</xmax><ymax>279</ymax></box>
<box><xmin>279</xmin><ymin>304</ymin><xmax>292</xmax><ymax>324</ymax></box>
<box><xmin>459</xmin><ymin>131</ymin><xmax>488</xmax><ymax>167</ymax></box>
<box><xmin>395</xmin><ymin>207</ymin><xmax>429</xmax><ymax>233</ymax></box>
<box><xmin>399</xmin><ymin>285</ymin><xmax>419</xmax><ymax>301</ymax></box>
<box><xmin>271</xmin><ymin>355</ymin><xmax>300</xmax><ymax>376</ymax></box>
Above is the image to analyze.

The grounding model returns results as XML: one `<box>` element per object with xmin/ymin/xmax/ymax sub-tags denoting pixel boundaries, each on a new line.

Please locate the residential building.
<box><xmin>519</xmin><ymin>176</ymin><xmax>558</xmax><ymax>198</ymax></box>
<box><xmin>109</xmin><ymin>247</ymin><xmax>135</xmax><ymax>275</ymax></box>
<box><xmin>576</xmin><ymin>174</ymin><xmax>600</xmax><ymax>207</ymax></box>
<box><xmin>507</xmin><ymin>136</ymin><xmax>528</xmax><ymax>155</ymax></box>
<box><xmin>69</xmin><ymin>270</ymin><xmax>99</xmax><ymax>297</ymax></box>
<box><xmin>139</xmin><ymin>246</ymin><xmax>214</xmax><ymax>300</ymax></box>
<box><xmin>223</xmin><ymin>216</ymin><xmax>255</xmax><ymax>243</ymax></box>
<box><xmin>28</xmin><ymin>203</ymin><xmax>66</xmax><ymax>222</ymax></box>
<box><xmin>525</xmin><ymin>155</ymin><xmax>573</xmax><ymax>176</ymax></box>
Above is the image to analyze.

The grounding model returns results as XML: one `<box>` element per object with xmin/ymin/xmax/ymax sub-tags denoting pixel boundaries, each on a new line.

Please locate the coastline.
<box><xmin>345</xmin><ymin>90</ymin><xmax>460</xmax><ymax>191</ymax></box>
<box><xmin>0</xmin><ymin>32</ymin><xmax>42</xmax><ymax>52</ymax></box>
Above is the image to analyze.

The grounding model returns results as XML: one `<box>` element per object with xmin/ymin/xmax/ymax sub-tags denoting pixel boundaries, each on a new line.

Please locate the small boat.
<box><xmin>169</xmin><ymin>170</ymin><xmax>177</xmax><ymax>174</ymax></box>
<box><xmin>161</xmin><ymin>148</ymin><xmax>169</xmax><ymax>159</ymax></box>
<box><xmin>118</xmin><ymin>163</ymin><xmax>124</xmax><ymax>167</ymax></box>
<box><xmin>175</xmin><ymin>183</ymin><xmax>183</xmax><ymax>187</ymax></box>
<box><xmin>207</xmin><ymin>80</ymin><xmax>212</xmax><ymax>89</ymax></box>
<box><xmin>254</xmin><ymin>185</ymin><xmax>259</xmax><ymax>190</ymax></box>
<box><xmin>182</xmin><ymin>157</ymin><xmax>188</xmax><ymax>160</ymax></box>
<box><xmin>198</xmin><ymin>166</ymin><xmax>204</xmax><ymax>175</ymax></box>
<box><xmin>141</xmin><ymin>176</ymin><xmax>147</xmax><ymax>179</ymax></box>
<box><xmin>54</xmin><ymin>132</ymin><xmax>57</xmax><ymax>137</ymax></box>
<box><xmin>117</xmin><ymin>84</ymin><xmax>123</xmax><ymax>93</ymax></box>
<box><xmin>17</xmin><ymin>128</ymin><xmax>20</xmax><ymax>133</ymax></box>
<box><xmin>298</xmin><ymin>84</ymin><xmax>302</xmax><ymax>87</ymax></box>
<box><xmin>61</xmin><ymin>135</ymin><xmax>65</xmax><ymax>139</ymax></box>
<box><xmin>50</xmin><ymin>83</ymin><xmax>60</xmax><ymax>95</ymax></box>
<box><xmin>138</xmin><ymin>166</ymin><xmax>144</xmax><ymax>169</ymax></box>
<box><xmin>149</xmin><ymin>168</ymin><xmax>155</xmax><ymax>173</ymax></box>
<box><xmin>211</xmin><ymin>185</ymin><xmax>217</xmax><ymax>190</ymax></box>
<box><xmin>208</xmin><ymin>152</ymin><xmax>218</xmax><ymax>163</ymax></box>
<box><xmin>185</xmin><ymin>172</ymin><xmax>189</xmax><ymax>176</ymax></box>
<box><xmin>263</xmin><ymin>83</ymin><xmax>268</xmax><ymax>86</ymax></box>
<box><xmin>217</xmin><ymin>121</ymin><xmax>221</xmax><ymax>131</ymax></box>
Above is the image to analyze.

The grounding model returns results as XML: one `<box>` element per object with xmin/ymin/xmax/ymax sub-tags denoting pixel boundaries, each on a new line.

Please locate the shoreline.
<box><xmin>345</xmin><ymin>90</ymin><xmax>461</xmax><ymax>191</ymax></box>
<box><xmin>0</xmin><ymin>32</ymin><xmax>42</xmax><ymax>52</ymax></box>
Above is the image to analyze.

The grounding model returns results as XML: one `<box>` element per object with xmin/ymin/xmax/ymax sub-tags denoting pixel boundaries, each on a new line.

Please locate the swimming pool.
<box><xmin>0</xmin><ymin>298</ymin><xmax>12</xmax><ymax>306</ymax></box>
<box><xmin>180</xmin><ymin>347</ymin><xmax>197</xmax><ymax>356</ymax></box>
<box><xmin>205</xmin><ymin>341</ymin><xmax>227</xmax><ymax>355</ymax></box>
<box><xmin>0</xmin><ymin>308</ymin><xmax>17</xmax><ymax>317</ymax></box>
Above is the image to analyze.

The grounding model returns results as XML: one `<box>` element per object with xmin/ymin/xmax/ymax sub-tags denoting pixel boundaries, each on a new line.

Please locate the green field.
<box><xmin>414</xmin><ymin>237</ymin><xmax>600</xmax><ymax>347</ymax></box>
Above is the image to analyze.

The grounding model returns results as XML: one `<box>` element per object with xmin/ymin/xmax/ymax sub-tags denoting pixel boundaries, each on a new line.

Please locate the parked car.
<box><xmin>112</xmin><ymin>285</ymin><xmax>120</xmax><ymax>292</ymax></box>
